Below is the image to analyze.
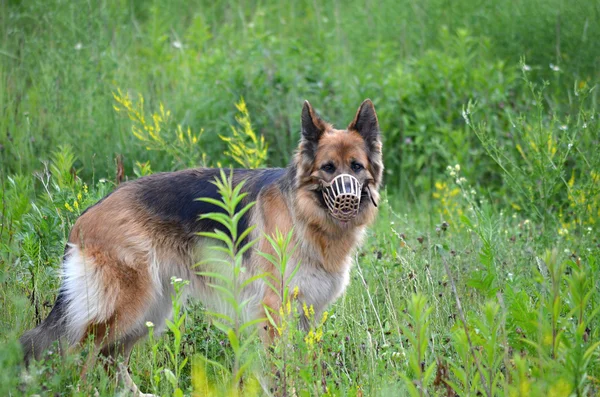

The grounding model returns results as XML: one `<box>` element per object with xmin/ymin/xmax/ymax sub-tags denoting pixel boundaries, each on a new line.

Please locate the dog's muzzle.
<box><xmin>321</xmin><ymin>174</ymin><xmax>363</xmax><ymax>221</ymax></box>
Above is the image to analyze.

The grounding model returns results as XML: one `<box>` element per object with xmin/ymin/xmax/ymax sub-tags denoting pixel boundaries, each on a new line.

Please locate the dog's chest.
<box><xmin>282</xmin><ymin>226</ymin><xmax>366</xmax><ymax>314</ymax></box>
<box><xmin>288</xmin><ymin>243</ymin><xmax>353</xmax><ymax>315</ymax></box>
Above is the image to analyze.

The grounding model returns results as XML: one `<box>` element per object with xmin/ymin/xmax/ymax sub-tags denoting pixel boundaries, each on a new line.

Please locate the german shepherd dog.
<box><xmin>20</xmin><ymin>100</ymin><xmax>383</xmax><ymax>395</ymax></box>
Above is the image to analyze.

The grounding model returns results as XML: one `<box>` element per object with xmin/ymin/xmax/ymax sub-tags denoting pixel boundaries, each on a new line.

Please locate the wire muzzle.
<box><xmin>321</xmin><ymin>174</ymin><xmax>363</xmax><ymax>221</ymax></box>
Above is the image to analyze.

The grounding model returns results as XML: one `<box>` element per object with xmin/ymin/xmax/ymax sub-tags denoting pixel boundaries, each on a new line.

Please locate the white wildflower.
<box><xmin>550</xmin><ymin>63</ymin><xmax>560</xmax><ymax>72</ymax></box>
<box><xmin>74</xmin><ymin>42</ymin><xmax>82</xmax><ymax>51</ymax></box>
<box><xmin>559</xmin><ymin>125</ymin><xmax>568</xmax><ymax>131</ymax></box>
<box><xmin>146</xmin><ymin>321</ymin><xmax>154</xmax><ymax>328</ymax></box>
<box><xmin>172</xmin><ymin>40</ymin><xmax>183</xmax><ymax>49</ymax></box>
<box><xmin>522</xmin><ymin>64</ymin><xmax>532</xmax><ymax>72</ymax></box>
<box><xmin>461</xmin><ymin>109</ymin><xmax>470</xmax><ymax>126</ymax></box>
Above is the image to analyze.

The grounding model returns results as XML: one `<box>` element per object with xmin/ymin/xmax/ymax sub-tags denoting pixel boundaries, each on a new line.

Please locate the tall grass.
<box><xmin>1</xmin><ymin>0</ymin><xmax>598</xmax><ymax>190</ymax></box>
<box><xmin>1</xmin><ymin>0</ymin><xmax>600</xmax><ymax>395</ymax></box>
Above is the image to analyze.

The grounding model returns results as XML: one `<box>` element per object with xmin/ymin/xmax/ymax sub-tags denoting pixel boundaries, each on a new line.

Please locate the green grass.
<box><xmin>1</xmin><ymin>0</ymin><xmax>600</xmax><ymax>396</ymax></box>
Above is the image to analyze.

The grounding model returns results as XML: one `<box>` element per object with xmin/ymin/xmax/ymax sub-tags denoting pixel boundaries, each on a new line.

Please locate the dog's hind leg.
<box><xmin>99</xmin><ymin>332</ymin><xmax>156</xmax><ymax>397</ymax></box>
<box><xmin>95</xmin><ymin>276</ymin><xmax>175</xmax><ymax>396</ymax></box>
<box><xmin>118</xmin><ymin>363</ymin><xmax>155</xmax><ymax>397</ymax></box>
<box><xmin>62</xmin><ymin>243</ymin><xmax>158</xmax><ymax>394</ymax></box>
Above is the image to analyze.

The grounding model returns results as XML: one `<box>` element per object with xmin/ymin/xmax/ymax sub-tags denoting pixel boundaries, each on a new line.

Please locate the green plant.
<box><xmin>465</xmin><ymin>64</ymin><xmax>600</xmax><ymax>229</ymax></box>
<box><xmin>399</xmin><ymin>294</ymin><xmax>436</xmax><ymax>397</ymax></box>
<box><xmin>220</xmin><ymin>97</ymin><xmax>268</xmax><ymax>169</ymax></box>
<box><xmin>564</xmin><ymin>257</ymin><xmax>600</xmax><ymax>397</ymax></box>
<box><xmin>145</xmin><ymin>320</ymin><xmax>161</xmax><ymax>394</ymax></box>
<box><xmin>162</xmin><ymin>276</ymin><xmax>191</xmax><ymax>396</ymax></box>
<box><xmin>256</xmin><ymin>228</ymin><xmax>300</xmax><ymax>394</ymax></box>
<box><xmin>194</xmin><ymin>170</ymin><xmax>265</xmax><ymax>394</ymax></box>
<box><xmin>133</xmin><ymin>161</ymin><xmax>153</xmax><ymax>178</ymax></box>
<box><xmin>113</xmin><ymin>89</ymin><xmax>207</xmax><ymax>170</ymax></box>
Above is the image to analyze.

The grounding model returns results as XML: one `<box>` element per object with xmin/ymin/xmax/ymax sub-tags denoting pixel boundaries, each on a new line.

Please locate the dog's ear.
<box><xmin>348</xmin><ymin>99</ymin><xmax>380</xmax><ymax>151</ymax></box>
<box><xmin>349</xmin><ymin>99</ymin><xmax>384</xmax><ymax>188</ymax></box>
<box><xmin>301</xmin><ymin>100</ymin><xmax>327</xmax><ymax>144</ymax></box>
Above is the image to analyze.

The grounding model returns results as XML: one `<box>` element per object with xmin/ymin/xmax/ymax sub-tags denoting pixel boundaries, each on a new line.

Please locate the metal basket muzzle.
<box><xmin>321</xmin><ymin>174</ymin><xmax>363</xmax><ymax>221</ymax></box>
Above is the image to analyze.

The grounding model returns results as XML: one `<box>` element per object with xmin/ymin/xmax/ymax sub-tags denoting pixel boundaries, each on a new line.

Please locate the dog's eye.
<box><xmin>321</xmin><ymin>163</ymin><xmax>336</xmax><ymax>173</ymax></box>
<box><xmin>351</xmin><ymin>162</ymin><xmax>364</xmax><ymax>172</ymax></box>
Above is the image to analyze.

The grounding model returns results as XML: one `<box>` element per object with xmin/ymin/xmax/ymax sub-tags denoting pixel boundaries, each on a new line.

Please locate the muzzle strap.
<box><xmin>365</xmin><ymin>185</ymin><xmax>378</xmax><ymax>207</ymax></box>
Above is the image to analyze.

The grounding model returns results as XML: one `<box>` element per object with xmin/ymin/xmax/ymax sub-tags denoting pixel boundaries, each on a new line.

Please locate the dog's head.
<box><xmin>294</xmin><ymin>99</ymin><xmax>383</xmax><ymax>230</ymax></box>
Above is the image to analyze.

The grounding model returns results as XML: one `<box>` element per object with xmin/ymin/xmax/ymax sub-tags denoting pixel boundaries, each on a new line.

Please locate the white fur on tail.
<box><xmin>62</xmin><ymin>245</ymin><xmax>118</xmax><ymax>343</ymax></box>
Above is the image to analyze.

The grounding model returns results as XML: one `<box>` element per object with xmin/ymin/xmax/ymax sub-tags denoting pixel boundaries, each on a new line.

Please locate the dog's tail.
<box><xmin>20</xmin><ymin>290</ymin><xmax>68</xmax><ymax>365</ymax></box>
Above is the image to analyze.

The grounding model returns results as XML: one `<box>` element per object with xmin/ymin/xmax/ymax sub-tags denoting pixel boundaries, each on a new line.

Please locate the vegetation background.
<box><xmin>1</xmin><ymin>0</ymin><xmax>599</xmax><ymax>395</ymax></box>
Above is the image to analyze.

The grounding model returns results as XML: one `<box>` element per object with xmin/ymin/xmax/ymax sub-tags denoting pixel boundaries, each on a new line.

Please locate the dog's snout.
<box><xmin>330</xmin><ymin>175</ymin><xmax>356</xmax><ymax>195</ymax></box>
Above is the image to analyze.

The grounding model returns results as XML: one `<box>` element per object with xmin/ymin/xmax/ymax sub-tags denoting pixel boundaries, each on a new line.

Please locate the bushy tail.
<box><xmin>20</xmin><ymin>291</ymin><xmax>68</xmax><ymax>365</ymax></box>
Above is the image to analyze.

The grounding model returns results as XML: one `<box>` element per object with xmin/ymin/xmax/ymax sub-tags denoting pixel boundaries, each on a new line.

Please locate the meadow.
<box><xmin>1</xmin><ymin>0</ymin><xmax>600</xmax><ymax>395</ymax></box>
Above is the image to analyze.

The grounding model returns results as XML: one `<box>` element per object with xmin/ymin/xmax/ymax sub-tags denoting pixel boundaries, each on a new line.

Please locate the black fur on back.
<box><xmin>136</xmin><ymin>167</ymin><xmax>288</xmax><ymax>241</ymax></box>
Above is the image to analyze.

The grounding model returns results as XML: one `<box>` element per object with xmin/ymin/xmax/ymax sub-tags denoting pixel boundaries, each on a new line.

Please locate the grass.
<box><xmin>1</xmin><ymin>0</ymin><xmax>600</xmax><ymax>396</ymax></box>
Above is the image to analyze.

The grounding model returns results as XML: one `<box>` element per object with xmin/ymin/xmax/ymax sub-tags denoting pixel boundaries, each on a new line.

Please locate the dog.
<box><xmin>20</xmin><ymin>99</ymin><xmax>383</xmax><ymax>395</ymax></box>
